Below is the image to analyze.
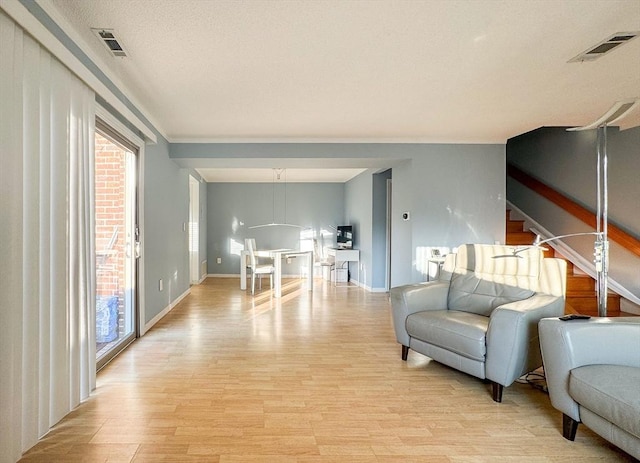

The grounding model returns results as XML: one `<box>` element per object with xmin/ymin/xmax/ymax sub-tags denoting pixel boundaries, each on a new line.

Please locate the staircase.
<box><xmin>505</xmin><ymin>210</ymin><xmax>621</xmax><ymax>316</ymax></box>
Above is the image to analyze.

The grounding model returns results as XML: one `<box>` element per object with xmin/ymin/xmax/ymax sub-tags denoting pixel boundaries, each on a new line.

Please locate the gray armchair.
<box><xmin>390</xmin><ymin>244</ymin><xmax>566</xmax><ymax>402</ymax></box>
<box><xmin>539</xmin><ymin>317</ymin><xmax>640</xmax><ymax>459</ymax></box>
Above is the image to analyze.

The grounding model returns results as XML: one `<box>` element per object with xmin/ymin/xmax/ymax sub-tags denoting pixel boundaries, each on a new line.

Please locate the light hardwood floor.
<box><xmin>20</xmin><ymin>278</ymin><xmax>635</xmax><ymax>462</ymax></box>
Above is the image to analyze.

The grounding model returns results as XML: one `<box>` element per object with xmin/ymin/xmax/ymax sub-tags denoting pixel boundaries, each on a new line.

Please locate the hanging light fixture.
<box><xmin>249</xmin><ymin>168</ymin><xmax>304</xmax><ymax>229</ymax></box>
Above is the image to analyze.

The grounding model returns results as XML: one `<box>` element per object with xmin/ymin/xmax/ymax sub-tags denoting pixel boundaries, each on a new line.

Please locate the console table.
<box><xmin>327</xmin><ymin>248</ymin><xmax>359</xmax><ymax>284</ymax></box>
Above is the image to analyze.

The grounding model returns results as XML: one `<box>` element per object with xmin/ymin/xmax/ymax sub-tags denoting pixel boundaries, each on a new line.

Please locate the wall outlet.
<box><xmin>159</xmin><ymin>279</ymin><xmax>163</xmax><ymax>291</ymax></box>
<box><xmin>217</xmin><ymin>257</ymin><xmax>222</xmax><ymax>264</ymax></box>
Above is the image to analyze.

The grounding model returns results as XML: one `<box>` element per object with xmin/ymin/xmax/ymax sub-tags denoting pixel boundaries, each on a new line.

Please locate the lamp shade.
<box><xmin>567</xmin><ymin>98</ymin><xmax>640</xmax><ymax>131</ymax></box>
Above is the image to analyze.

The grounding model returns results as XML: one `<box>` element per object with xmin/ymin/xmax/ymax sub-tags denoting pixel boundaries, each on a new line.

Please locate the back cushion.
<box><xmin>448</xmin><ymin>244</ymin><xmax>541</xmax><ymax>316</ymax></box>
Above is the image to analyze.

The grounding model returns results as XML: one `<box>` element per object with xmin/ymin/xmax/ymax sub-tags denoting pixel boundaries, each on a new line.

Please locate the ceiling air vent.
<box><xmin>91</xmin><ymin>28</ymin><xmax>127</xmax><ymax>58</ymax></box>
<box><xmin>569</xmin><ymin>31</ymin><xmax>639</xmax><ymax>62</ymax></box>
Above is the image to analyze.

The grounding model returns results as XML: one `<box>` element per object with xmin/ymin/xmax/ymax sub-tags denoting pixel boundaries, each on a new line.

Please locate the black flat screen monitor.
<box><xmin>336</xmin><ymin>225</ymin><xmax>353</xmax><ymax>249</ymax></box>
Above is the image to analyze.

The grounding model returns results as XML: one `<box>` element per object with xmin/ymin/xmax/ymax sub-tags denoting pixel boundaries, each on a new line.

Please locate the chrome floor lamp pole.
<box><xmin>567</xmin><ymin>98</ymin><xmax>639</xmax><ymax>316</ymax></box>
<box><xmin>594</xmin><ymin>124</ymin><xmax>608</xmax><ymax>317</ymax></box>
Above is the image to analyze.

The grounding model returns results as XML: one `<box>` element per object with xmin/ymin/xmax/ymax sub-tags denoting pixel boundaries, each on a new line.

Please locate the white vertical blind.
<box><xmin>0</xmin><ymin>10</ymin><xmax>96</xmax><ymax>462</ymax></box>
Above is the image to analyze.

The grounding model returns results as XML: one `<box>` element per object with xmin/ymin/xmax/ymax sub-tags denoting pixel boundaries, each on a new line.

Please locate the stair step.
<box><xmin>566</xmin><ymin>294</ymin><xmax>620</xmax><ymax>315</ymax></box>
<box><xmin>507</xmin><ymin>220</ymin><xmax>525</xmax><ymax>232</ymax></box>
<box><xmin>564</xmin><ymin>260</ymin><xmax>575</xmax><ymax>272</ymax></box>
<box><xmin>565</xmin><ymin>306</ymin><xmax>621</xmax><ymax>317</ymax></box>
<box><xmin>566</xmin><ymin>274</ymin><xmax>595</xmax><ymax>291</ymax></box>
<box><xmin>542</xmin><ymin>248</ymin><xmax>555</xmax><ymax>258</ymax></box>
<box><xmin>566</xmin><ymin>290</ymin><xmax>615</xmax><ymax>298</ymax></box>
<box><xmin>506</xmin><ymin>231</ymin><xmax>536</xmax><ymax>245</ymax></box>
<box><xmin>564</xmin><ymin>301</ymin><xmax>579</xmax><ymax>314</ymax></box>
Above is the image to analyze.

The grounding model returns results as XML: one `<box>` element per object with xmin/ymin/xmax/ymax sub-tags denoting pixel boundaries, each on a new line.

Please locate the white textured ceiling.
<box><xmin>45</xmin><ymin>0</ymin><xmax>640</xmax><ymax>181</ymax></box>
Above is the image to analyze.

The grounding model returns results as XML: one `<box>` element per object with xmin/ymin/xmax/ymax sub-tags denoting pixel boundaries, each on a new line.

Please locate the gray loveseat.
<box><xmin>391</xmin><ymin>244</ymin><xmax>567</xmax><ymax>402</ymax></box>
<box><xmin>539</xmin><ymin>317</ymin><xmax>640</xmax><ymax>459</ymax></box>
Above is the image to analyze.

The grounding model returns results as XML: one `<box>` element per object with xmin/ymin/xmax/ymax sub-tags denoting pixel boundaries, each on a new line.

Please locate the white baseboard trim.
<box><xmin>369</xmin><ymin>287</ymin><xmax>389</xmax><ymax>293</ymax></box>
<box><xmin>207</xmin><ymin>273</ymin><xmax>314</xmax><ymax>279</ymax></box>
<box><xmin>351</xmin><ymin>279</ymin><xmax>388</xmax><ymax>292</ymax></box>
<box><xmin>143</xmin><ymin>287</ymin><xmax>191</xmax><ymax>334</ymax></box>
<box><xmin>621</xmin><ymin>299</ymin><xmax>640</xmax><ymax>315</ymax></box>
<box><xmin>204</xmin><ymin>274</ymin><xmax>387</xmax><ymax>293</ymax></box>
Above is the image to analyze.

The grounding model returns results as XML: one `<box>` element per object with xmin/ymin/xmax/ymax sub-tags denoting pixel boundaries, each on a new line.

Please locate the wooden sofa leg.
<box><xmin>401</xmin><ymin>345</ymin><xmax>409</xmax><ymax>361</ymax></box>
<box><xmin>562</xmin><ymin>414</ymin><xmax>579</xmax><ymax>441</ymax></box>
<box><xmin>492</xmin><ymin>382</ymin><xmax>503</xmax><ymax>403</ymax></box>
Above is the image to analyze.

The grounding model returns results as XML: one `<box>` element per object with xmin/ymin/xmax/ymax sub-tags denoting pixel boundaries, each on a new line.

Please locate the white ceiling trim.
<box><xmin>168</xmin><ymin>136</ymin><xmax>504</xmax><ymax>144</ymax></box>
<box><xmin>172</xmin><ymin>157</ymin><xmax>401</xmax><ymax>170</ymax></box>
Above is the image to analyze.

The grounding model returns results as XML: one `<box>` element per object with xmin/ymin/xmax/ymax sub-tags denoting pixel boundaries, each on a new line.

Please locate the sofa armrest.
<box><xmin>539</xmin><ymin>317</ymin><xmax>640</xmax><ymax>422</ymax></box>
<box><xmin>485</xmin><ymin>294</ymin><xmax>565</xmax><ymax>387</ymax></box>
<box><xmin>389</xmin><ymin>281</ymin><xmax>450</xmax><ymax>346</ymax></box>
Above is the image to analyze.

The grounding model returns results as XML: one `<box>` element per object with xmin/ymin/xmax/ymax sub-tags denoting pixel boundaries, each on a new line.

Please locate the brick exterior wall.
<box><xmin>95</xmin><ymin>133</ymin><xmax>127</xmax><ymax>340</ymax></box>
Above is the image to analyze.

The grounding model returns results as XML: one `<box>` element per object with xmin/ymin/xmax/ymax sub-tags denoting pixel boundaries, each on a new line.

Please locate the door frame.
<box><xmin>95</xmin><ymin>104</ymin><xmax>147</xmax><ymax>340</ymax></box>
<box><xmin>386</xmin><ymin>178</ymin><xmax>392</xmax><ymax>292</ymax></box>
<box><xmin>189</xmin><ymin>175</ymin><xmax>200</xmax><ymax>284</ymax></box>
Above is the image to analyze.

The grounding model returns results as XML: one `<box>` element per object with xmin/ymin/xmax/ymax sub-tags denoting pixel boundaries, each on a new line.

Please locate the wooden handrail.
<box><xmin>507</xmin><ymin>164</ymin><xmax>640</xmax><ymax>258</ymax></box>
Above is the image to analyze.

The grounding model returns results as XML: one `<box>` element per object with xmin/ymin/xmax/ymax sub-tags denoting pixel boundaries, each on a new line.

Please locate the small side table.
<box><xmin>426</xmin><ymin>256</ymin><xmax>446</xmax><ymax>281</ymax></box>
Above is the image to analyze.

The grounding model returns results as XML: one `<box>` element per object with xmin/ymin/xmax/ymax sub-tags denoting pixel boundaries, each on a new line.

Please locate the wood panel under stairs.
<box><xmin>505</xmin><ymin>210</ymin><xmax>621</xmax><ymax>316</ymax></box>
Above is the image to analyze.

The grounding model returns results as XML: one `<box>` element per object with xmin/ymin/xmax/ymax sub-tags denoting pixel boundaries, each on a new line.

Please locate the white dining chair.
<box><xmin>313</xmin><ymin>238</ymin><xmax>335</xmax><ymax>281</ymax></box>
<box><xmin>245</xmin><ymin>238</ymin><xmax>275</xmax><ymax>295</ymax></box>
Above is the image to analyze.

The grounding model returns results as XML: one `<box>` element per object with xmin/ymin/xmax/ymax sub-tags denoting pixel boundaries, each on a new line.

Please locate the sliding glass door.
<box><xmin>95</xmin><ymin>124</ymin><xmax>139</xmax><ymax>369</ymax></box>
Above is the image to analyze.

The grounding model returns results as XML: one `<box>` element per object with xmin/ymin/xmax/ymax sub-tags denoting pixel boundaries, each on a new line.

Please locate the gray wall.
<box><xmin>390</xmin><ymin>160</ymin><xmax>414</xmax><ymax>286</ymax></box>
<box><xmin>372</xmin><ymin>170</ymin><xmax>392</xmax><ymax>289</ymax></box>
<box><xmin>143</xmin><ymin>138</ymin><xmax>191</xmax><ymax>323</ymax></box>
<box><xmin>207</xmin><ymin>182</ymin><xmax>344</xmax><ymax>275</ymax></box>
<box><xmin>507</xmin><ymin>126</ymin><xmax>640</xmax><ymax>235</ymax></box>
<box><xmin>507</xmin><ymin>126</ymin><xmax>640</xmax><ymax>301</ymax></box>
<box><xmin>345</xmin><ymin>171</ymin><xmax>373</xmax><ymax>286</ymax></box>
<box><xmin>343</xmin><ymin>168</ymin><xmax>392</xmax><ymax>290</ymax></box>
<box><xmin>179</xmin><ymin>142</ymin><xmax>506</xmax><ymax>289</ymax></box>
<box><xmin>389</xmin><ymin>145</ymin><xmax>506</xmax><ymax>286</ymax></box>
